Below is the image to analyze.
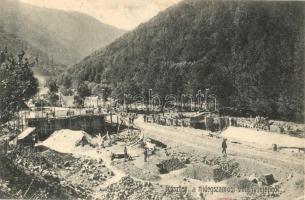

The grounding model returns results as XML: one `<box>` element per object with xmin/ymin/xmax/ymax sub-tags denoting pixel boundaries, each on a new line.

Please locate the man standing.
<box><xmin>222</xmin><ymin>138</ymin><xmax>227</xmax><ymax>156</ymax></box>
<box><xmin>124</xmin><ymin>146</ymin><xmax>128</xmax><ymax>161</ymax></box>
<box><xmin>144</xmin><ymin>147</ymin><xmax>148</xmax><ymax>162</ymax></box>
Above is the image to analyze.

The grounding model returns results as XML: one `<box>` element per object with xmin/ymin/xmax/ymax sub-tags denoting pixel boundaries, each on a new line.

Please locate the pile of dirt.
<box><xmin>157</xmin><ymin>158</ymin><xmax>186</xmax><ymax>174</ymax></box>
<box><xmin>38</xmin><ymin>129</ymin><xmax>95</xmax><ymax>152</ymax></box>
<box><xmin>100</xmin><ymin>176</ymin><xmax>195</xmax><ymax>200</ymax></box>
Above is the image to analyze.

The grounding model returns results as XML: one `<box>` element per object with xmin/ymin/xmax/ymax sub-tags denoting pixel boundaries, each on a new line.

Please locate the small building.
<box><xmin>10</xmin><ymin>127</ymin><xmax>37</xmax><ymax>146</ymax></box>
<box><xmin>84</xmin><ymin>96</ymin><xmax>103</xmax><ymax>108</ymax></box>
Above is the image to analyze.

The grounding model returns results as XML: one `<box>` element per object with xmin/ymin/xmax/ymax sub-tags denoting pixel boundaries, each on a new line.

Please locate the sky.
<box><xmin>20</xmin><ymin>0</ymin><xmax>182</xmax><ymax>30</ymax></box>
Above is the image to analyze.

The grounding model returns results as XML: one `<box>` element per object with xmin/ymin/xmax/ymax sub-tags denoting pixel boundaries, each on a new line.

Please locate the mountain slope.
<box><xmin>0</xmin><ymin>0</ymin><xmax>126</xmax><ymax>67</ymax></box>
<box><xmin>67</xmin><ymin>0</ymin><xmax>304</xmax><ymax>121</ymax></box>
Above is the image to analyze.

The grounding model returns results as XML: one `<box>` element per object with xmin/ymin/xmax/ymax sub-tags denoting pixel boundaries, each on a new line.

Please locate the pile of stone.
<box><xmin>78</xmin><ymin>158</ymin><xmax>114</xmax><ymax>183</ymax></box>
<box><xmin>8</xmin><ymin>150</ymin><xmax>60</xmax><ymax>183</ymax></box>
<box><xmin>40</xmin><ymin>149</ymin><xmax>77</xmax><ymax>168</ymax></box>
<box><xmin>171</xmin><ymin>151</ymin><xmax>191</xmax><ymax>164</ymax></box>
<box><xmin>248</xmin><ymin>173</ymin><xmax>276</xmax><ymax>186</ymax></box>
<box><xmin>116</xmin><ymin>130</ymin><xmax>141</xmax><ymax>144</ymax></box>
<box><xmin>157</xmin><ymin>158</ymin><xmax>186</xmax><ymax>174</ymax></box>
<box><xmin>61</xmin><ymin>157</ymin><xmax>115</xmax><ymax>192</ymax></box>
<box><xmin>235</xmin><ymin>117</ymin><xmax>255</xmax><ymax>128</ymax></box>
<box><xmin>270</xmin><ymin>120</ymin><xmax>305</xmax><ymax>137</ymax></box>
<box><xmin>202</xmin><ymin>155</ymin><xmax>240</xmax><ymax>181</ymax></box>
<box><xmin>101</xmin><ymin>176</ymin><xmax>194</xmax><ymax>200</ymax></box>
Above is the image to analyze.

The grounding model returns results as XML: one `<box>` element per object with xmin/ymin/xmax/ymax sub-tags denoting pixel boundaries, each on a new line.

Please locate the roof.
<box><xmin>17</xmin><ymin>127</ymin><xmax>36</xmax><ymax>140</ymax></box>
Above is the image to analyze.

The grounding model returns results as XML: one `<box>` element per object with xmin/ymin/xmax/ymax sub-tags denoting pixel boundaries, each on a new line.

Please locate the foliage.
<box><xmin>47</xmin><ymin>91</ymin><xmax>59</xmax><ymax>106</ymax></box>
<box><xmin>46</xmin><ymin>78</ymin><xmax>59</xmax><ymax>93</ymax></box>
<box><xmin>91</xmin><ymin>83</ymin><xmax>112</xmax><ymax>100</ymax></box>
<box><xmin>77</xmin><ymin>83</ymin><xmax>91</xmax><ymax>98</ymax></box>
<box><xmin>0</xmin><ymin>48</ymin><xmax>38</xmax><ymax>123</ymax></box>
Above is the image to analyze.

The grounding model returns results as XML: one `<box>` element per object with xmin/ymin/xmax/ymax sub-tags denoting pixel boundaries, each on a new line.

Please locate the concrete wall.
<box><xmin>26</xmin><ymin>115</ymin><xmax>106</xmax><ymax>140</ymax></box>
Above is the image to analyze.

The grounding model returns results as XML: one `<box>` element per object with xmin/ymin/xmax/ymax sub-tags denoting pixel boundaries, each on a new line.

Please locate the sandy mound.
<box><xmin>38</xmin><ymin>129</ymin><xmax>95</xmax><ymax>152</ymax></box>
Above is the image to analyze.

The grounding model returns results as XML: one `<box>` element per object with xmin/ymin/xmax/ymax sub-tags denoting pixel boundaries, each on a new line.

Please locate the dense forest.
<box><xmin>62</xmin><ymin>0</ymin><xmax>305</xmax><ymax>122</ymax></box>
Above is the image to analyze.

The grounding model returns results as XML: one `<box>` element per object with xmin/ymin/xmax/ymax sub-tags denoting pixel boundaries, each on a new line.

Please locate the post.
<box><xmin>205</xmin><ymin>89</ymin><xmax>209</xmax><ymax>111</ymax></box>
<box><xmin>40</xmin><ymin>98</ymin><xmax>43</xmax><ymax>118</ymax></box>
<box><xmin>123</xmin><ymin>94</ymin><xmax>125</xmax><ymax>111</ymax></box>
<box><xmin>102</xmin><ymin>89</ymin><xmax>105</xmax><ymax>109</ymax></box>
<box><xmin>110</xmin><ymin>110</ymin><xmax>113</xmax><ymax>125</ymax></box>
<box><xmin>149</xmin><ymin>89</ymin><xmax>152</xmax><ymax>111</ymax></box>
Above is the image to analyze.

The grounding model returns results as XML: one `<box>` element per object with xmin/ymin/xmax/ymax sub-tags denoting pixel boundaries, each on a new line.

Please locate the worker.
<box><xmin>222</xmin><ymin>138</ymin><xmax>227</xmax><ymax>156</ymax></box>
<box><xmin>32</xmin><ymin>133</ymin><xmax>37</xmax><ymax>145</ymax></box>
<box><xmin>144</xmin><ymin>147</ymin><xmax>148</xmax><ymax>162</ymax></box>
<box><xmin>124</xmin><ymin>146</ymin><xmax>128</xmax><ymax>161</ymax></box>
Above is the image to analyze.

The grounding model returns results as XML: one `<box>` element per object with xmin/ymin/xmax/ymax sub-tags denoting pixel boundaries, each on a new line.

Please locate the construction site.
<box><xmin>0</xmin><ymin>104</ymin><xmax>304</xmax><ymax>200</ymax></box>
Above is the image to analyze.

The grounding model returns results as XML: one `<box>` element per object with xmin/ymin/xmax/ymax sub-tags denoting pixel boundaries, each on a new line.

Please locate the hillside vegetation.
<box><xmin>66</xmin><ymin>0</ymin><xmax>304</xmax><ymax>122</ymax></box>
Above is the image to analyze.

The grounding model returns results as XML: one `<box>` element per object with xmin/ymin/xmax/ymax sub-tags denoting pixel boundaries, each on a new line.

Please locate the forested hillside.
<box><xmin>65</xmin><ymin>0</ymin><xmax>304</xmax><ymax>122</ymax></box>
<box><xmin>0</xmin><ymin>0</ymin><xmax>125</xmax><ymax>75</ymax></box>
